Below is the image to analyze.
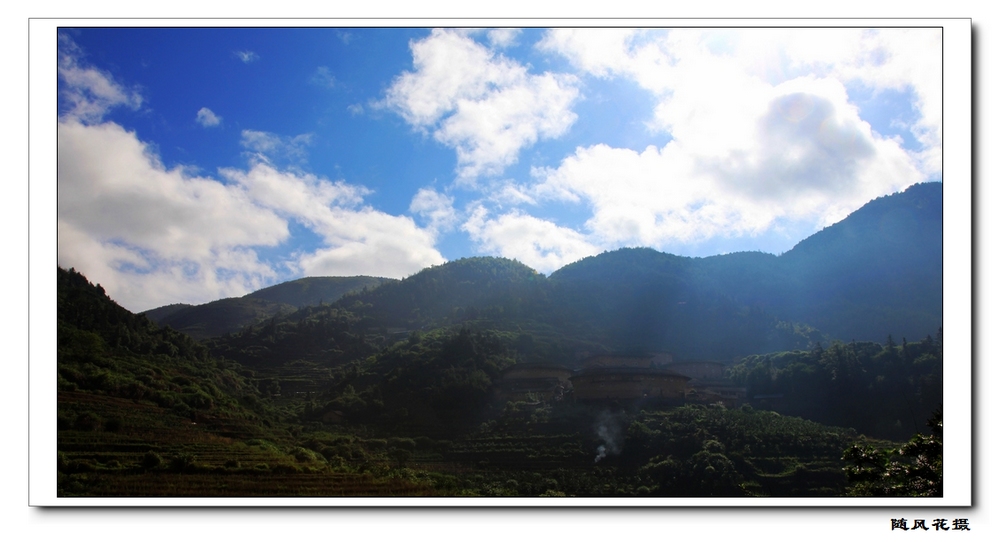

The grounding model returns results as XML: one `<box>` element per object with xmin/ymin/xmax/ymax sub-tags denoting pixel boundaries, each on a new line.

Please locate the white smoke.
<box><xmin>594</xmin><ymin>444</ymin><xmax>607</xmax><ymax>463</ymax></box>
<box><xmin>593</xmin><ymin>411</ymin><xmax>623</xmax><ymax>463</ymax></box>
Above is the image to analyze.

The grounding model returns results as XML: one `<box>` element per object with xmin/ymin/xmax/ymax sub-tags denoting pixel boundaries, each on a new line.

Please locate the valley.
<box><xmin>56</xmin><ymin>183</ymin><xmax>945</xmax><ymax>498</ymax></box>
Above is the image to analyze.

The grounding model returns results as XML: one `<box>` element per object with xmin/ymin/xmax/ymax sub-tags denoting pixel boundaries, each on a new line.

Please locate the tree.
<box><xmin>842</xmin><ymin>406</ymin><xmax>942</xmax><ymax>497</ymax></box>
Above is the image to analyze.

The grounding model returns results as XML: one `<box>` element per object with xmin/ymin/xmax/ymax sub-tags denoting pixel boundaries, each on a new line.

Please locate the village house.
<box><xmin>570</xmin><ymin>354</ymin><xmax>689</xmax><ymax>404</ymax></box>
<box><xmin>494</xmin><ymin>363</ymin><xmax>574</xmax><ymax>403</ymax></box>
<box><xmin>665</xmin><ymin>360</ymin><xmax>747</xmax><ymax>408</ymax></box>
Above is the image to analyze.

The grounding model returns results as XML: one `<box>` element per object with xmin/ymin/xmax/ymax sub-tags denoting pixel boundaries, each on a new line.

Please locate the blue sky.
<box><xmin>56</xmin><ymin>27</ymin><xmax>943</xmax><ymax>312</ymax></box>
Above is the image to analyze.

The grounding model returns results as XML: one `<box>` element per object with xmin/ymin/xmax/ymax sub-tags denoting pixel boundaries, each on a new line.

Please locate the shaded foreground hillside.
<box><xmin>55</xmin><ymin>182</ymin><xmax>944</xmax><ymax>498</ymax></box>
<box><xmin>57</xmin><ymin>255</ymin><xmax>943</xmax><ymax>497</ymax></box>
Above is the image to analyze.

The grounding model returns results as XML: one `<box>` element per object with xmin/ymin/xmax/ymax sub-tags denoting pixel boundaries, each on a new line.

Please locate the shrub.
<box><xmin>57</xmin><ymin>414</ymin><xmax>72</xmax><ymax>431</ymax></box>
<box><xmin>183</xmin><ymin>390</ymin><xmax>215</xmax><ymax>410</ymax></box>
<box><xmin>104</xmin><ymin>417</ymin><xmax>123</xmax><ymax>433</ymax></box>
<box><xmin>73</xmin><ymin>412</ymin><xmax>102</xmax><ymax>431</ymax></box>
<box><xmin>168</xmin><ymin>453</ymin><xmax>196</xmax><ymax>472</ymax></box>
<box><xmin>141</xmin><ymin>451</ymin><xmax>163</xmax><ymax>470</ymax></box>
<box><xmin>291</xmin><ymin>447</ymin><xmax>318</xmax><ymax>463</ymax></box>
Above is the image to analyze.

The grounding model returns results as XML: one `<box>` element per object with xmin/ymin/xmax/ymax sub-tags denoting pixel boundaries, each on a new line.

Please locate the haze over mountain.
<box><xmin>56</xmin><ymin>184</ymin><xmax>945</xmax><ymax>498</ymax></box>
<box><xmin>52</xmin><ymin>25</ymin><xmax>951</xmax><ymax>500</ymax></box>
<box><xmin>147</xmin><ymin>182</ymin><xmax>942</xmax><ymax>353</ymax></box>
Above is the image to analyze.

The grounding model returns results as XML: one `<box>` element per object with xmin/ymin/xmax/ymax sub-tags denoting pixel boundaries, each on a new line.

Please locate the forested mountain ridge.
<box><xmin>54</xmin><ymin>182</ymin><xmax>945</xmax><ymax>498</ymax></box>
<box><xmin>334</xmin><ymin>256</ymin><xmax>550</xmax><ymax>329</ymax></box>
<box><xmin>245</xmin><ymin>275</ymin><xmax>393</xmax><ymax>307</ymax></box>
<box><xmin>56</xmin><ymin>251</ymin><xmax>944</xmax><ymax>496</ymax></box>
<box><xmin>58</xmin><ymin>267</ymin><xmax>261</xmax><ymax>412</ymax></box>
<box><xmin>545</xmin><ymin>248</ymin><xmax>818</xmax><ymax>359</ymax></box>
<box><xmin>143</xmin><ymin>275</ymin><xmax>392</xmax><ymax>340</ymax></box>
<box><xmin>773</xmin><ymin>182</ymin><xmax>942</xmax><ymax>341</ymax></box>
<box><xmin>547</xmin><ymin>182</ymin><xmax>943</xmax><ymax>346</ymax></box>
<box><xmin>188</xmin><ymin>182</ymin><xmax>943</xmax><ymax>364</ymax></box>
<box><xmin>56</xmin><ymin>267</ymin><xmax>450</xmax><ymax>497</ymax></box>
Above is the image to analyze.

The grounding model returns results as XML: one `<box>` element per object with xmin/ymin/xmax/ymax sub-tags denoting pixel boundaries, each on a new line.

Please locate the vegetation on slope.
<box><xmin>54</xmin><ymin>183</ymin><xmax>945</xmax><ymax>497</ymax></box>
<box><xmin>144</xmin><ymin>276</ymin><xmax>391</xmax><ymax>340</ymax></box>
<box><xmin>727</xmin><ymin>332</ymin><xmax>943</xmax><ymax>441</ymax></box>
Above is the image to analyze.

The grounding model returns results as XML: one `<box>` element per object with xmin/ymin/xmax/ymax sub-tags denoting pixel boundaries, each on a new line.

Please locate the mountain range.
<box><xmin>56</xmin><ymin>182</ymin><xmax>945</xmax><ymax>496</ymax></box>
<box><xmin>151</xmin><ymin>182</ymin><xmax>941</xmax><ymax>361</ymax></box>
<box><xmin>143</xmin><ymin>276</ymin><xmax>391</xmax><ymax>340</ymax></box>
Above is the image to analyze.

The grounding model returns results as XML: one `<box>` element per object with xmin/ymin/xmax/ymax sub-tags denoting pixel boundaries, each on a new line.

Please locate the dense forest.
<box><xmin>56</xmin><ymin>183</ymin><xmax>946</xmax><ymax>498</ymax></box>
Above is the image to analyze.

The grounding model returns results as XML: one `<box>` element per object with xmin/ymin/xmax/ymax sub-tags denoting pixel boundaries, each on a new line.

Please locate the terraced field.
<box><xmin>57</xmin><ymin>390</ymin><xmax>440</xmax><ymax>497</ymax></box>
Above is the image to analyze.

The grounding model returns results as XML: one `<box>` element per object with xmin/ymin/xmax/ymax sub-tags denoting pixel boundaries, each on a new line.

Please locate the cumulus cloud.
<box><xmin>196</xmin><ymin>107</ymin><xmax>221</xmax><ymax>127</ymax></box>
<box><xmin>58</xmin><ymin>34</ymin><xmax>142</xmax><ymax>124</ymax></box>
<box><xmin>409</xmin><ymin>187</ymin><xmax>459</xmax><ymax>233</ymax></box>
<box><xmin>57</xmin><ymin>42</ymin><xmax>446</xmax><ymax>311</ymax></box>
<box><xmin>488</xmin><ymin>181</ymin><xmax>539</xmax><ymax>207</ymax></box>
<box><xmin>531</xmin><ymin>84</ymin><xmax>923</xmax><ymax>250</ymax></box>
<box><xmin>221</xmin><ymin>164</ymin><xmax>446</xmax><ymax>279</ymax></box>
<box><xmin>463</xmin><ymin>206</ymin><xmax>600</xmax><ymax>273</ymax></box>
<box><xmin>536</xmin><ymin>28</ymin><xmax>644</xmax><ymax>79</ymax></box>
<box><xmin>296</xmin><ymin>212</ymin><xmax>445</xmax><ymax>278</ymax></box>
<box><xmin>59</xmin><ymin>123</ymin><xmax>288</xmax><ymax>259</ymax></box>
<box><xmin>540</xmin><ymin>27</ymin><xmax>941</xmax><ymax>175</ymax></box>
<box><xmin>488</xmin><ymin>28</ymin><xmax>521</xmax><ymax>48</ymax></box>
<box><xmin>521</xmin><ymin>28</ymin><xmax>934</xmax><ymax>255</ymax></box>
<box><xmin>383</xmin><ymin>28</ymin><xmax>580</xmax><ymax>182</ymax></box>
<box><xmin>58</xmin><ymin>119</ymin><xmax>289</xmax><ymax>310</ymax></box>
<box><xmin>240</xmin><ymin>129</ymin><xmax>313</xmax><ymax>165</ymax></box>
<box><xmin>59</xmin><ymin>119</ymin><xmax>447</xmax><ymax>310</ymax></box>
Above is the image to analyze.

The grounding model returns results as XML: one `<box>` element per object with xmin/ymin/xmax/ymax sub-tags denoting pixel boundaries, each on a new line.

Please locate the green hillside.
<box><xmin>774</xmin><ymin>182</ymin><xmax>943</xmax><ymax>342</ymax></box>
<box><xmin>56</xmin><ymin>267</ymin><xmax>439</xmax><ymax>496</ymax></box>
<box><xmin>246</xmin><ymin>275</ymin><xmax>392</xmax><ymax>307</ymax></box>
<box><xmin>144</xmin><ymin>275</ymin><xmax>392</xmax><ymax>340</ymax></box>
<box><xmin>55</xmin><ymin>184</ymin><xmax>945</xmax><ymax>497</ymax></box>
<box><xmin>548</xmin><ymin>247</ymin><xmax>818</xmax><ymax>359</ymax></box>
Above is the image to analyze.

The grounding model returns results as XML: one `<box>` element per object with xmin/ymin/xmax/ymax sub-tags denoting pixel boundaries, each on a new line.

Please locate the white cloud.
<box><xmin>830</xmin><ymin>28</ymin><xmax>942</xmax><ymax>177</ymax></box>
<box><xmin>59</xmin><ymin>121</ymin><xmax>289</xmax><ymax>258</ymax></box>
<box><xmin>311</xmin><ymin>66</ymin><xmax>337</xmax><ymax>88</ymax></box>
<box><xmin>536</xmin><ymin>28</ymin><xmax>643</xmax><ymax>79</ymax></box>
<box><xmin>384</xmin><ymin>28</ymin><xmax>580</xmax><ymax>182</ymax></box>
<box><xmin>195</xmin><ymin>107</ymin><xmax>221</xmax><ymax>127</ymax></box>
<box><xmin>463</xmin><ymin>206</ymin><xmax>600</xmax><ymax>274</ymax></box>
<box><xmin>240</xmin><ymin>129</ymin><xmax>313</xmax><ymax>164</ymax></box>
<box><xmin>235</xmin><ymin>50</ymin><xmax>259</xmax><ymax>64</ymax></box>
<box><xmin>59</xmin><ymin>119</ymin><xmax>448</xmax><ymax>310</ymax></box>
<box><xmin>221</xmin><ymin>164</ymin><xmax>447</xmax><ymax>279</ymax></box>
<box><xmin>57</xmin><ymin>120</ymin><xmax>289</xmax><ymax>311</ymax></box>
<box><xmin>488</xmin><ymin>28</ymin><xmax>521</xmax><ymax>48</ymax></box>
<box><xmin>523</xmin><ymin>28</ymin><xmax>934</xmax><ymax>254</ymax></box>
<box><xmin>540</xmin><ymin>28</ymin><xmax>942</xmax><ymax>175</ymax></box>
<box><xmin>409</xmin><ymin>187</ymin><xmax>458</xmax><ymax>233</ymax></box>
<box><xmin>221</xmin><ymin>162</ymin><xmax>369</xmax><ymax>228</ymax></box>
<box><xmin>488</xmin><ymin>181</ymin><xmax>538</xmax><ymax>207</ymax></box>
<box><xmin>531</xmin><ymin>82</ymin><xmax>924</xmax><ymax>250</ymax></box>
<box><xmin>57</xmin><ymin>39</ymin><xmax>448</xmax><ymax>311</ymax></box>
<box><xmin>336</xmin><ymin>31</ymin><xmax>353</xmax><ymax>45</ymax></box>
<box><xmin>296</xmin><ymin>212</ymin><xmax>445</xmax><ymax>278</ymax></box>
<box><xmin>58</xmin><ymin>34</ymin><xmax>142</xmax><ymax>124</ymax></box>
